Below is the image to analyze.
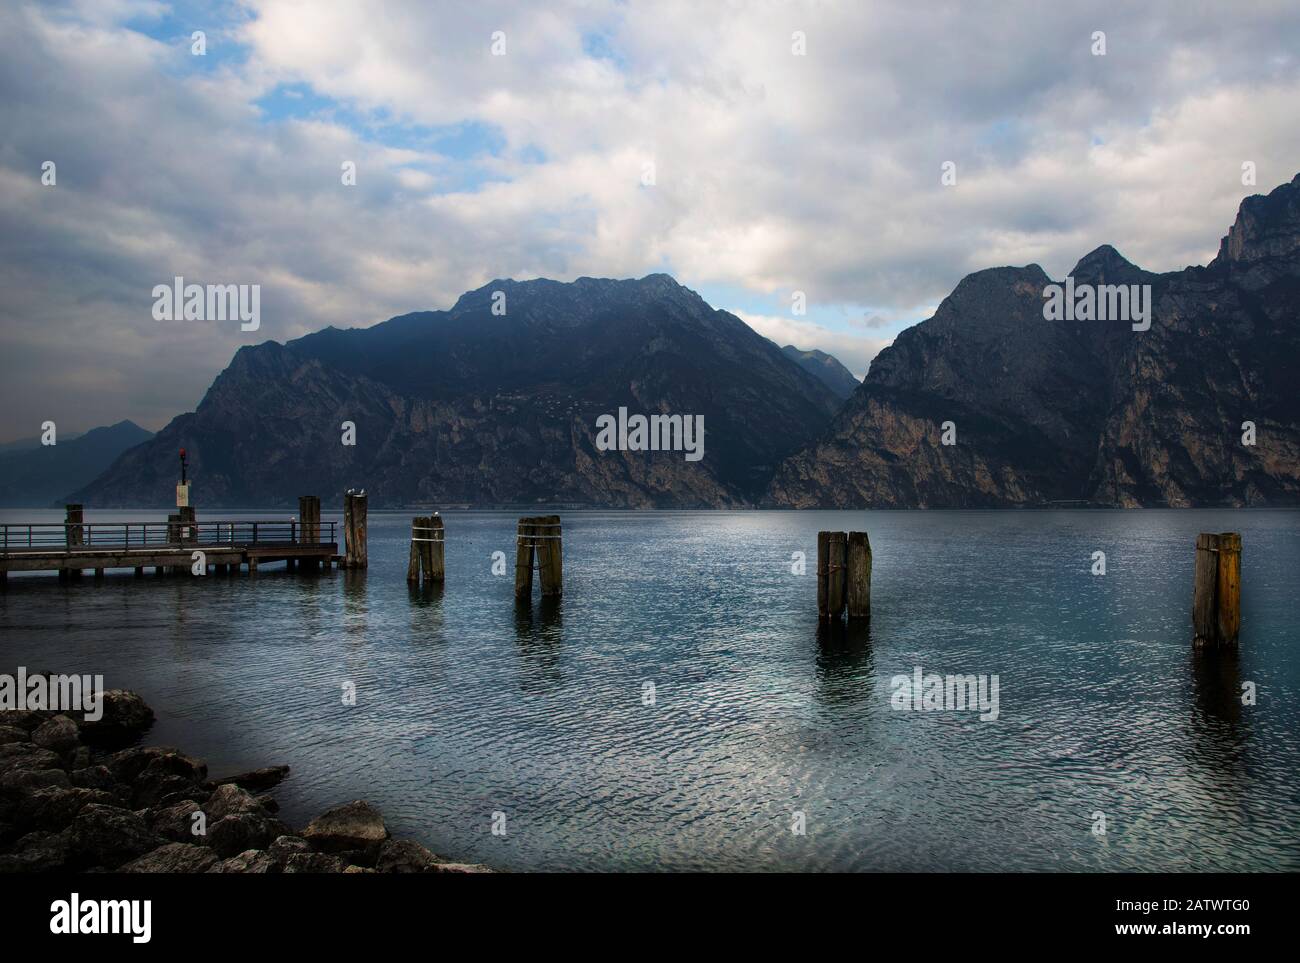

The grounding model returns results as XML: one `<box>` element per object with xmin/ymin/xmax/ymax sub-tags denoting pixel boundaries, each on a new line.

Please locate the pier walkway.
<box><xmin>0</xmin><ymin>519</ymin><xmax>338</xmax><ymax>582</ymax></box>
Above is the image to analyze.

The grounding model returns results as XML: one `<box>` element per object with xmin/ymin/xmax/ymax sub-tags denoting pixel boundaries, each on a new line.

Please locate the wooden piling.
<box><xmin>343</xmin><ymin>491</ymin><xmax>368</xmax><ymax>569</ymax></box>
<box><xmin>1193</xmin><ymin>532</ymin><xmax>1242</xmax><ymax>646</ymax></box>
<box><xmin>405</xmin><ymin>514</ymin><xmax>444</xmax><ymax>584</ymax></box>
<box><xmin>817</xmin><ymin>531</ymin><xmax>846</xmax><ymax>620</ymax></box>
<box><xmin>817</xmin><ymin>532</ymin><xmax>830</xmax><ymax>618</ymax></box>
<box><xmin>406</xmin><ymin>516</ymin><xmax>423</xmax><ymax>583</ymax></box>
<box><xmin>1215</xmin><ymin>533</ymin><xmax>1242</xmax><ymax>645</ymax></box>
<box><xmin>536</xmin><ymin>515</ymin><xmax>562</xmax><ymax>597</ymax></box>
<box><xmin>846</xmin><ymin>531</ymin><xmax>872</xmax><ymax>619</ymax></box>
<box><xmin>299</xmin><ymin>495</ymin><xmax>321</xmax><ymax>570</ymax></box>
<box><xmin>65</xmin><ymin>504</ymin><xmax>83</xmax><ymax>548</ymax></box>
<box><xmin>427</xmin><ymin>514</ymin><xmax>445</xmax><ymax>582</ymax></box>
<box><xmin>514</xmin><ymin>517</ymin><xmax>536</xmax><ymax>600</ymax></box>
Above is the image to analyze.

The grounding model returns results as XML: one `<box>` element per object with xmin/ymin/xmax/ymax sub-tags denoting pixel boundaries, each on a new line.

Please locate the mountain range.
<box><xmin>0</xmin><ymin>421</ymin><xmax>153</xmax><ymax>507</ymax></box>
<box><xmin>70</xmin><ymin>276</ymin><xmax>841</xmax><ymax>508</ymax></box>
<box><xmin>778</xmin><ymin>345</ymin><xmax>860</xmax><ymax>399</ymax></box>
<box><xmin>63</xmin><ymin>173</ymin><xmax>1300</xmax><ymax>510</ymax></box>
<box><xmin>767</xmin><ymin>173</ymin><xmax>1300</xmax><ymax>508</ymax></box>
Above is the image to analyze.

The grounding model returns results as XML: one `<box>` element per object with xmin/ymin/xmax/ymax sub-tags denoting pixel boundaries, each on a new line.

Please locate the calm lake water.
<box><xmin>2</xmin><ymin>508</ymin><xmax>1298</xmax><ymax>872</ymax></box>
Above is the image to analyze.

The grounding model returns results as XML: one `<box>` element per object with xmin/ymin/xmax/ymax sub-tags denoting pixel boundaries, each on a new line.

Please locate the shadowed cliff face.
<box><xmin>71</xmin><ymin>275</ymin><xmax>843</xmax><ymax>508</ymax></box>
<box><xmin>766</xmin><ymin>174</ymin><xmax>1300</xmax><ymax>508</ymax></box>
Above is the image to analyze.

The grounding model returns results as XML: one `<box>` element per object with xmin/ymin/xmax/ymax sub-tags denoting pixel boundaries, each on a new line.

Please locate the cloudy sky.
<box><xmin>2</xmin><ymin>0</ymin><xmax>1298</xmax><ymax>441</ymax></box>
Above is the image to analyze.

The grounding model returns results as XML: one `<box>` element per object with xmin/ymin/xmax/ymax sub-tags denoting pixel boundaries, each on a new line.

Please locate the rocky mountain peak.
<box><xmin>1212</xmin><ymin>173</ymin><xmax>1300</xmax><ymax>268</ymax></box>
<box><xmin>1068</xmin><ymin>244</ymin><xmax>1147</xmax><ymax>285</ymax></box>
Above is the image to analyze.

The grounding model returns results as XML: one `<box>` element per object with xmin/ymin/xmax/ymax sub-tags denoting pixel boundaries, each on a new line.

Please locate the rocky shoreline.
<box><xmin>0</xmin><ymin>680</ymin><xmax>489</xmax><ymax>873</ymax></box>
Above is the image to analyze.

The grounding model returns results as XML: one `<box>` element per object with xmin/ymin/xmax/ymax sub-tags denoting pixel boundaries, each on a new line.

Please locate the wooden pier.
<box><xmin>0</xmin><ymin>516</ymin><xmax>338</xmax><ymax>583</ymax></box>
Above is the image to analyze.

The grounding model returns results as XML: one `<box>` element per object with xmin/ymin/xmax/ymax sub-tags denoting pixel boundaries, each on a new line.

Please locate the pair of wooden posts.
<box><xmin>1192</xmin><ymin>532</ymin><xmax>1241</xmax><ymax>646</ymax></box>
<box><xmin>406</xmin><ymin>514</ymin><xmax>445</xmax><ymax>584</ymax></box>
<box><xmin>817</xmin><ymin>530</ymin><xmax>871</xmax><ymax>621</ymax></box>
<box><xmin>402</xmin><ymin>514</ymin><xmax>564</xmax><ymax>597</ymax></box>
<box><xmin>515</xmin><ymin>515</ymin><xmax>563</xmax><ymax>600</ymax></box>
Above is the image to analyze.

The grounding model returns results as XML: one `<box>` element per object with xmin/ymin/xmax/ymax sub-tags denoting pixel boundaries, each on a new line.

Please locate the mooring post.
<box><xmin>514</xmin><ymin>517</ymin><xmax>536</xmax><ymax>599</ymax></box>
<box><xmin>1193</xmin><ymin>532</ymin><xmax>1242</xmax><ymax>646</ymax></box>
<box><xmin>65</xmin><ymin>504</ymin><xmax>83</xmax><ymax>580</ymax></box>
<box><xmin>427</xmin><ymin>513</ymin><xmax>445</xmax><ymax>582</ymax></box>
<box><xmin>406</xmin><ymin>514</ymin><xmax>443</xmax><ymax>584</ymax></box>
<box><xmin>299</xmin><ymin>495</ymin><xmax>321</xmax><ymax>570</ymax></box>
<box><xmin>537</xmin><ymin>515</ymin><xmax>563</xmax><ymax>597</ymax></box>
<box><xmin>65</xmin><ymin>504</ymin><xmax>83</xmax><ymax>548</ymax></box>
<box><xmin>846</xmin><ymin>531</ymin><xmax>872</xmax><ymax>619</ymax></box>
<box><xmin>1216</xmin><ymin>533</ymin><xmax>1242</xmax><ymax>645</ymax></box>
<box><xmin>343</xmin><ymin>490</ymin><xmax>368</xmax><ymax>569</ymax></box>
<box><xmin>817</xmin><ymin>531</ymin><xmax>846</xmax><ymax>620</ymax></box>
<box><xmin>817</xmin><ymin>532</ymin><xmax>829</xmax><ymax>618</ymax></box>
<box><xmin>406</xmin><ymin>516</ymin><xmax>423</xmax><ymax>583</ymax></box>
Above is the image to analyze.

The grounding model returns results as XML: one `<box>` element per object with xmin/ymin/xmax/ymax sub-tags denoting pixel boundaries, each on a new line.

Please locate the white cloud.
<box><xmin>2</xmin><ymin>0</ymin><xmax>1300</xmax><ymax>438</ymax></box>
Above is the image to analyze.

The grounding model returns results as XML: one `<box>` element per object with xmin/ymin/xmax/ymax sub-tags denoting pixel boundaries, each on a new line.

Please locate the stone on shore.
<box><xmin>105</xmin><ymin>746</ymin><xmax>184</xmax><ymax>783</ymax></box>
<box><xmin>24</xmin><ymin>787</ymin><xmax>119</xmax><ymax>833</ymax></box>
<box><xmin>70</xmin><ymin>804</ymin><xmax>161</xmax><ymax>868</ymax></box>
<box><xmin>69</xmin><ymin>765</ymin><xmax>116</xmax><ymax>791</ymax></box>
<box><xmin>208</xmin><ymin>765</ymin><xmax>290</xmax><ymax>792</ymax></box>
<box><xmin>282</xmin><ymin>851</ymin><xmax>346</xmax><ymax>873</ymax></box>
<box><xmin>31</xmin><ymin>715</ymin><xmax>80</xmax><ymax>753</ymax></box>
<box><xmin>203</xmin><ymin>783</ymin><xmax>264</xmax><ymax>822</ymax></box>
<box><xmin>77</xmin><ymin>690</ymin><xmax>154</xmax><ymax>747</ymax></box>
<box><xmin>208</xmin><ymin>812</ymin><xmax>287</xmax><ymax>859</ymax></box>
<box><xmin>302</xmin><ymin>800</ymin><xmax>389</xmax><ymax>859</ymax></box>
<box><xmin>132</xmin><ymin>752</ymin><xmax>208</xmax><ymax>808</ymax></box>
<box><xmin>268</xmin><ymin>835</ymin><xmax>310</xmax><ymax>862</ymax></box>
<box><xmin>1</xmin><ymin>687</ymin><xmax>490</xmax><ymax>874</ymax></box>
<box><xmin>121</xmin><ymin>842</ymin><xmax>218</xmax><ymax>874</ymax></box>
<box><xmin>208</xmin><ymin>849</ymin><xmax>277</xmax><ymax>874</ymax></box>
<box><xmin>1</xmin><ymin>768</ymin><xmax>70</xmax><ymax>793</ymax></box>
<box><xmin>0</xmin><ymin>830</ymin><xmax>72</xmax><ymax>873</ymax></box>
<box><xmin>150</xmin><ymin>800</ymin><xmax>203</xmax><ymax>843</ymax></box>
<box><xmin>375</xmin><ymin>839</ymin><xmax>442</xmax><ymax>873</ymax></box>
<box><xmin>0</xmin><ymin>743</ymin><xmax>61</xmax><ymax>775</ymax></box>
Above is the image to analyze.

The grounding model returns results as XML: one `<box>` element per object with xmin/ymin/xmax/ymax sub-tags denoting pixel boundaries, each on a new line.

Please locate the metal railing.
<box><xmin>0</xmin><ymin>520</ymin><xmax>337</xmax><ymax>553</ymax></box>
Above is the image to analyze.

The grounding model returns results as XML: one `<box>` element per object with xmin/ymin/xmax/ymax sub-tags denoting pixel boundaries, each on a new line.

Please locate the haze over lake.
<box><xmin>2</xmin><ymin>508</ymin><xmax>1297</xmax><ymax>872</ymax></box>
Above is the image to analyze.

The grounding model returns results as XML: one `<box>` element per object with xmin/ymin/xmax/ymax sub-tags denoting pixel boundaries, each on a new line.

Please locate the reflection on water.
<box><xmin>814</xmin><ymin>618</ymin><xmax>874</xmax><ymax>710</ymax></box>
<box><xmin>1</xmin><ymin>507</ymin><xmax>1298</xmax><ymax>871</ymax></box>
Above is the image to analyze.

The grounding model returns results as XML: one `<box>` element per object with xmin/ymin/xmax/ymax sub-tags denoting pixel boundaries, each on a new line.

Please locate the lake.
<box><xmin>2</xmin><ymin>508</ymin><xmax>1297</xmax><ymax>871</ymax></box>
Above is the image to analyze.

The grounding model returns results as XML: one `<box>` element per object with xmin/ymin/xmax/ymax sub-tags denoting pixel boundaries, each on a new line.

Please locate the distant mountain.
<box><xmin>779</xmin><ymin>345</ymin><xmax>860</xmax><ymax>400</ymax></box>
<box><xmin>0</xmin><ymin>430</ymin><xmax>83</xmax><ymax>454</ymax></box>
<box><xmin>0</xmin><ymin>421</ymin><xmax>152</xmax><ymax>507</ymax></box>
<box><xmin>71</xmin><ymin>275</ymin><xmax>842</xmax><ymax>508</ymax></box>
<box><xmin>766</xmin><ymin>173</ymin><xmax>1300</xmax><ymax>508</ymax></box>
